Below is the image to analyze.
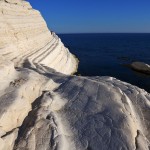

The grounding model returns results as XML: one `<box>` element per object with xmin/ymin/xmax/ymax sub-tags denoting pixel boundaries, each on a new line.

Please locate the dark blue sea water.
<box><xmin>59</xmin><ymin>33</ymin><xmax>150</xmax><ymax>92</ymax></box>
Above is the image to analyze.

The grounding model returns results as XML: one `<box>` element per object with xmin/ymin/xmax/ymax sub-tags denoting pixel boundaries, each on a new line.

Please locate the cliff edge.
<box><xmin>0</xmin><ymin>0</ymin><xmax>78</xmax><ymax>75</ymax></box>
<box><xmin>0</xmin><ymin>0</ymin><xmax>149</xmax><ymax>150</ymax></box>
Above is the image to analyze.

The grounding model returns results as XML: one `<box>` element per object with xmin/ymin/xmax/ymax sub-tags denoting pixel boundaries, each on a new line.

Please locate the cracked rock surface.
<box><xmin>0</xmin><ymin>0</ymin><xmax>150</xmax><ymax>150</ymax></box>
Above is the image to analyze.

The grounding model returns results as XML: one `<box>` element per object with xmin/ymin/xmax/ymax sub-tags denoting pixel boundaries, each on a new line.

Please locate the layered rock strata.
<box><xmin>0</xmin><ymin>0</ymin><xmax>78</xmax><ymax>75</ymax></box>
<box><xmin>0</xmin><ymin>0</ymin><xmax>150</xmax><ymax>150</ymax></box>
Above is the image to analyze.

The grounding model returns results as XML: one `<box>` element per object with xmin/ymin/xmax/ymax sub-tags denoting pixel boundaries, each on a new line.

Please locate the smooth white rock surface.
<box><xmin>0</xmin><ymin>0</ymin><xmax>149</xmax><ymax>150</ymax></box>
<box><xmin>13</xmin><ymin>71</ymin><xmax>150</xmax><ymax>150</ymax></box>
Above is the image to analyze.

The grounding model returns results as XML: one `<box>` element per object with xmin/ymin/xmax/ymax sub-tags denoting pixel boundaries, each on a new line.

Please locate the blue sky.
<box><xmin>28</xmin><ymin>0</ymin><xmax>150</xmax><ymax>33</ymax></box>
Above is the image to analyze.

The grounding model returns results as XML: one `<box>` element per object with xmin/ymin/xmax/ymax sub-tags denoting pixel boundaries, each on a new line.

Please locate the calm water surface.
<box><xmin>59</xmin><ymin>33</ymin><xmax>150</xmax><ymax>92</ymax></box>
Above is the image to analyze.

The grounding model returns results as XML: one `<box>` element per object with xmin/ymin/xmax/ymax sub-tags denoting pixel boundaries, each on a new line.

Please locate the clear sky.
<box><xmin>28</xmin><ymin>0</ymin><xmax>150</xmax><ymax>33</ymax></box>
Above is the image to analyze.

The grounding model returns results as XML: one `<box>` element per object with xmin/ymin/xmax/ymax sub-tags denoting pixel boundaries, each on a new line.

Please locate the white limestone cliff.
<box><xmin>0</xmin><ymin>0</ymin><xmax>149</xmax><ymax>150</ymax></box>
<box><xmin>0</xmin><ymin>0</ymin><xmax>78</xmax><ymax>75</ymax></box>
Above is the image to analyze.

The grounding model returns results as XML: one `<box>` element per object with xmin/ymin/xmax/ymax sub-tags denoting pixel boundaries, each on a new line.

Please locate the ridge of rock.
<box><xmin>0</xmin><ymin>0</ymin><xmax>149</xmax><ymax>150</ymax></box>
<box><xmin>0</xmin><ymin>0</ymin><xmax>78</xmax><ymax>75</ymax></box>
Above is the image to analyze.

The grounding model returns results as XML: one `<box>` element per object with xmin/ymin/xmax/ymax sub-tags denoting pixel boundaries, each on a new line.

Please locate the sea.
<box><xmin>58</xmin><ymin>33</ymin><xmax>150</xmax><ymax>92</ymax></box>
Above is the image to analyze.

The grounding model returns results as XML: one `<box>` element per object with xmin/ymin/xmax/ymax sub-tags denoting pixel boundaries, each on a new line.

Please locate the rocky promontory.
<box><xmin>0</xmin><ymin>0</ymin><xmax>150</xmax><ymax>150</ymax></box>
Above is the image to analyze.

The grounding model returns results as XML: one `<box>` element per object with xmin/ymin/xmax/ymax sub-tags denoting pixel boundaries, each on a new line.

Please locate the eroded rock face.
<box><xmin>131</xmin><ymin>62</ymin><xmax>150</xmax><ymax>75</ymax></box>
<box><xmin>0</xmin><ymin>0</ymin><xmax>149</xmax><ymax>150</ymax></box>
<box><xmin>14</xmin><ymin>73</ymin><xmax>150</xmax><ymax>150</ymax></box>
<box><xmin>0</xmin><ymin>0</ymin><xmax>78</xmax><ymax>75</ymax></box>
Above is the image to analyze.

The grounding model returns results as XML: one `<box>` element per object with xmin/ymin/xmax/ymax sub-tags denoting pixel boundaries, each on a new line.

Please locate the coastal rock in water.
<box><xmin>131</xmin><ymin>62</ymin><xmax>150</xmax><ymax>75</ymax></box>
<box><xmin>0</xmin><ymin>0</ymin><xmax>149</xmax><ymax>150</ymax></box>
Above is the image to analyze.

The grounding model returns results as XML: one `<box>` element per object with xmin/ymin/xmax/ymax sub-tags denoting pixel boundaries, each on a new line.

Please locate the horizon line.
<box><xmin>57</xmin><ymin>32</ymin><xmax>150</xmax><ymax>34</ymax></box>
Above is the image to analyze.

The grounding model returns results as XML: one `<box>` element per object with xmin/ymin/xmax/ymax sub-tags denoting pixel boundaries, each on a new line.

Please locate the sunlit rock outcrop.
<box><xmin>0</xmin><ymin>0</ymin><xmax>149</xmax><ymax>150</ymax></box>
<box><xmin>0</xmin><ymin>0</ymin><xmax>78</xmax><ymax>75</ymax></box>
